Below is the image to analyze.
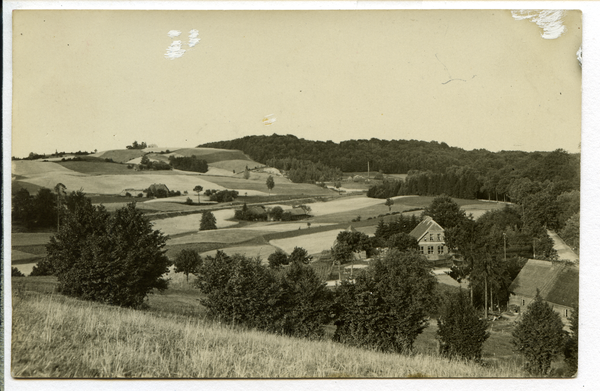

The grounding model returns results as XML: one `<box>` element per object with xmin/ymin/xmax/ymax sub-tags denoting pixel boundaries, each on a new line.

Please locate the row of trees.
<box><xmin>126</xmin><ymin>141</ymin><xmax>147</xmax><ymax>150</ymax></box>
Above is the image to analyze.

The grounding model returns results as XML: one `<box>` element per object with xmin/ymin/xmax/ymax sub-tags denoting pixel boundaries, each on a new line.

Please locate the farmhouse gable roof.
<box><xmin>409</xmin><ymin>216</ymin><xmax>444</xmax><ymax>242</ymax></box>
<box><xmin>509</xmin><ymin>259</ymin><xmax>579</xmax><ymax>308</ymax></box>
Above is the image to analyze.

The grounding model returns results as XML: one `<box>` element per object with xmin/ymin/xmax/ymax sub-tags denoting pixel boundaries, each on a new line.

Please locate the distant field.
<box><xmin>12</xmin><ymin>233</ymin><xmax>53</xmax><ymax>246</ymax></box>
<box><xmin>209</xmin><ymin>159</ymin><xmax>265</xmax><ymax>172</ymax></box>
<box><xmin>56</xmin><ymin>161</ymin><xmax>136</xmax><ymax>175</ymax></box>
<box><xmin>174</xmin><ymin>148</ymin><xmax>252</xmax><ymax>164</ymax></box>
<box><xmin>151</xmin><ymin>209</ymin><xmax>238</xmax><ymax>236</ymax></box>
<box><xmin>168</xmin><ymin>229</ymin><xmax>271</xmax><ymax>246</ymax></box>
<box><xmin>200</xmin><ymin>245</ymin><xmax>279</xmax><ymax>263</ymax></box>
<box><xmin>94</xmin><ymin>149</ymin><xmax>145</xmax><ymax>163</ymax></box>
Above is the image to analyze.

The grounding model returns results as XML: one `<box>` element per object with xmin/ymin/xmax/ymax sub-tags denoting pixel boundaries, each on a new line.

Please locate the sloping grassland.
<box><xmin>12</xmin><ymin>290</ymin><xmax>526</xmax><ymax>378</ymax></box>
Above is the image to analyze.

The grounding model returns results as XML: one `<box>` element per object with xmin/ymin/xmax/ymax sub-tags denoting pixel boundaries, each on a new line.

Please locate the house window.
<box><xmin>428</xmin><ymin>246</ymin><xmax>434</xmax><ymax>254</ymax></box>
<box><xmin>522</xmin><ymin>299</ymin><xmax>525</xmax><ymax>306</ymax></box>
<box><xmin>565</xmin><ymin>309</ymin><xmax>569</xmax><ymax>317</ymax></box>
<box><xmin>437</xmin><ymin>233</ymin><xmax>441</xmax><ymax>241</ymax></box>
<box><xmin>438</xmin><ymin>246</ymin><xmax>444</xmax><ymax>254</ymax></box>
<box><xmin>430</xmin><ymin>234</ymin><xmax>434</xmax><ymax>241</ymax></box>
<box><xmin>420</xmin><ymin>246</ymin><xmax>424</xmax><ymax>254</ymax></box>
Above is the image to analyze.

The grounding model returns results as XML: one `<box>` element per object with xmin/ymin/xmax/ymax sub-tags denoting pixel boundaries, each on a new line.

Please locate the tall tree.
<box><xmin>334</xmin><ymin>249</ymin><xmax>438</xmax><ymax>353</ymax></box>
<box><xmin>512</xmin><ymin>292</ymin><xmax>566</xmax><ymax>376</ymax></box>
<box><xmin>200</xmin><ymin>211</ymin><xmax>217</xmax><ymax>231</ymax></box>
<box><xmin>422</xmin><ymin>195</ymin><xmax>466</xmax><ymax>229</ymax></box>
<box><xmin>193</xmin><ymin>185</ymin><xmax>203</xmax><ymax>204</ymax></box>
<box><xmin>385</xmin><ymin>197</ymin><xmax>394</xmax><ymax>212</ymax></box>
<box><xmin>47</xmin><ymin>196</ymin><xmax>171</xmax><ymax>308</ymax></box>
<box><xmin>266</xmin><ymin>175</ymin><xmax>275</xmax><ymax>195</ymax></box>
<box><xmin>437</xmin><ymin>289</ymin><xmax>489</xmax><ymax>361</ymax></box>
<box><xmin>173</xmin><ymin>249</ymin><xmax>202</xmax><ymax>283</ymax></box>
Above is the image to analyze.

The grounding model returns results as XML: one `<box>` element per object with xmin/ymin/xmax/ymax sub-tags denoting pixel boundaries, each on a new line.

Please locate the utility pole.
<box><xmin>367</xmin><ymin>161</ymin><xmax>370</xmax><ymax>180</ymax></box>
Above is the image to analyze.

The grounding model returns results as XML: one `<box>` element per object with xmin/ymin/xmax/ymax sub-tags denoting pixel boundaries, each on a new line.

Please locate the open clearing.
<box><xmin>200</xmin><ymin>245</ymin><xmax>279</xmax><ymax>262</ymax></box>
<box><xmin>151</xmin><ymin>209</ymin><xmax>238</xmax><ymax>236</ymax></box>
<box><xmin>11</xmin><ymin>233</ymin><xmax>53</xmax><ymax>247</ymax></box>
<box><xmin>168</xmin><ymin>229</ymin><xmax>271</xmax><ymax>246</ymax></box>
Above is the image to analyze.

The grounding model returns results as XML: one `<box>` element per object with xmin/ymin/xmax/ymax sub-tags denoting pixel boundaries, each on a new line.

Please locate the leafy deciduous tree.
<box><xmin>512</xmin><ymin>292</ymin><xmax>566</xmax><ymax>376</ymax></box>
<box><xmin>174</xmin><ymin>249</ymin><xmax>202</xmax><ymax>283</ymax></box>
<box><xmin>437</xmin><ymin>289</ymin><xmax>489</xmax><ymax>361</ymax></box>
<box><xmin>266</xmin><ymin>175</ymin><xmax>275</xmax><ymax>195</ymax></box>
<box><xmin>289</xmin><ymin>247</ymin><xmax>313</xmax><ymax>265</ymax></box>
<box><xmin>193</xmin><ymin>185</ymin><xmax>203</xmax><ymax>204</ymax></box>
<box><xmin>268</xmin><ymin>249</ymin><xmax>289</xmax><ymax>269</ymax></box>
<box><xmin>47</xmin><ymin>194</ymin><xmax>171</xmax><ymax>308</ymax></box>
<box><xmin>422</xmin><ymin>194</ymin><xmax>466</xmax><ymax>230</ymax></box>
<box><xmin>333</xmin><ymin>249</ymin><xmax>438</xmax><ymax>354</ymax></box>
<box><xmin>385</xmin><ymin>197</ymin><xmax>394</xmax><ymax>211</ymax></box>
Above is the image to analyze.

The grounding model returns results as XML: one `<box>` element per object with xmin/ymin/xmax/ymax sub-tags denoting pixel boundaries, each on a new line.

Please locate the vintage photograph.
<box><xmin>8</xmin><ymin>8</ymin><xmax>581</xmax><ymax>379</ymax></box>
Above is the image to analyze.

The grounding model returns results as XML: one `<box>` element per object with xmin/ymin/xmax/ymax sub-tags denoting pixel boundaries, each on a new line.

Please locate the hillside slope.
<box><xmin>12</xmin><ymin>290</ymin><xmax>526</xmax><ymax>378</ymax></box>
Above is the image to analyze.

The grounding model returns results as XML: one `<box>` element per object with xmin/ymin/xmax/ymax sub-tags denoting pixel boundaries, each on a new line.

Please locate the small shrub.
<box><xmin>29</xmin><ymin>257</ymin><xmax>54</xmax><ymax>276</ymax></box>
<box><xmin>268</xmin><ymin>249</ymin><xmax>289</xmax><ymax>269</ymax></box>
<box><xmin>185</xmin><ymin>197</ymin><xmax>194</xmax><ymax>205</ymax></box>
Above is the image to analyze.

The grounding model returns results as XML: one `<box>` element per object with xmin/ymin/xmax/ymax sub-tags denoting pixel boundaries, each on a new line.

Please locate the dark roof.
<box><xmin>509</xmin><ymin>259</ymin><xmax>579</xmax><ymax>308</ymax></box>
<box><xmin>247</xmin><ymin>206</ymin><xmax>267</xmax><ymax>215</ymax></box>
<box><xmin>290</xmin><ymin>208</ymin><xmax>309</xmax><ymax>216</ymax></box>
<box><xmin>408</xmin><ymin>216</ymin><xmax>444</xmax><ymax>241</ymax></box>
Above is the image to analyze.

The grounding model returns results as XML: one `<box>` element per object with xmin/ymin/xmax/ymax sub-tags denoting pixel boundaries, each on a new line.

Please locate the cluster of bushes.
<box><xmin>140</xmin><ymin>155</ymin><xmax>171</xmax><ymax>171</ymax></box>
<box><xmin>168</xmin><ymin>155</ymin><xmax>209</xmax><ymax>173</ymax></box>
<box><xmin>234</xmin><ymin>204</ymin><xmax>294</xmax><ymax>222</ymax></box>
<box><xmin>195</xmin><ymin>250</ymin><xmax>332</xmax><ymax>339</ymax></box>
<box><xmin>12</xmin><ymin>188</ymin><xmax>58</xmax><ymax>230</ymax></box>
<box><xmin>126</xmin><ymin>141</ymin><xmax>147</xmax><ymax>150</ymax></box>
<box><xmin>265</xmin><ymin>158</ymin><xmax>343</xmax><ymax>184</ymax></box>
<box><xmin>204</xmin><ymin>189</ymin><xmax>239</xmax><ymax>202</ymax></box>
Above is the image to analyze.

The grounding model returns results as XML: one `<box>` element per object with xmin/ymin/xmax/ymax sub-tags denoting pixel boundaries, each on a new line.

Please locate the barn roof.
<box><xmin>290</xmin><ymin>208</ymin><xmax>309</xmax><ymax>216</ymax></box>
<box><xmin>509</xmin><ymin>259</ymin><xmax>579</xmax><ymax>308</ymax></box>
<box><xmin>408</xmin><ymin>216</ymin><xmax>444</xmax><ymax>241</ymax></box>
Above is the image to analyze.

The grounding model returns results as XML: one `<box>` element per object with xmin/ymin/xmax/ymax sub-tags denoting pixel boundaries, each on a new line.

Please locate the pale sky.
<box><xmin>12</xmin><ymin>10</ymin><xmax>582</xmax><ymax>158</ymax></box>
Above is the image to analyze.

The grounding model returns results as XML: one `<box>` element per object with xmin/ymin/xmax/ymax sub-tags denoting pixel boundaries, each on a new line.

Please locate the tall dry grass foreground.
<box><xmin>12</xmin><ymin>293</ymin><xmax>527</xmax><ymax>378</ymax></box>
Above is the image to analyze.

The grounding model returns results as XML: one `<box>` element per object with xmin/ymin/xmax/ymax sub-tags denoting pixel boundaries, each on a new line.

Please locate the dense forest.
<box><xmin>201</xmin><ymin>134</ymin><xmax>579</xmax><ymax>199</ymax></box>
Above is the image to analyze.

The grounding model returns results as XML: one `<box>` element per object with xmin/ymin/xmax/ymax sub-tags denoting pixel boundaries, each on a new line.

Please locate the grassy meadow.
<box><xmin>11</xmin><ymin>282</ymin><xmax>528</xmax><ymax>378</ymax></box>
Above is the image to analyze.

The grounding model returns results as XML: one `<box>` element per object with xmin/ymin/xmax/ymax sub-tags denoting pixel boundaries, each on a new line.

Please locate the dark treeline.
<box><xmin>201</xmin><ymin>134</ymin><xmax>578</xmax><ymax>199</ymax></box>
<box><xmin>265</xmin><ymin>158</ymin><xmax>343</xmax><ymax>183</ymax></box>
<box><xmin>201</xmin><ymin>134</ymin><xmax>468</xmax><ymax>173</ymax></box>
<box><xmin>168</xmin><ymin>155</ymin><xmax>209</xmax><ymax>173</ymax></box>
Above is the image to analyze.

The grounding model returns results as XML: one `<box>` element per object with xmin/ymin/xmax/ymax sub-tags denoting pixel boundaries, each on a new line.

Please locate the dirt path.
<box><xmin>547</xmin><ymin>230</ymin><xmax>579</xmax><ymax>263</ymax></box>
